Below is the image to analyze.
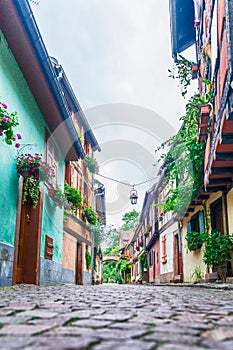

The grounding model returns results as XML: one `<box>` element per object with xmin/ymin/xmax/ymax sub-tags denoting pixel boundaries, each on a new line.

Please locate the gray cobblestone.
<box><xmin>0</xmin><ymin>284</ymin><xmax>232</xmax><ymax>349</ymax></box>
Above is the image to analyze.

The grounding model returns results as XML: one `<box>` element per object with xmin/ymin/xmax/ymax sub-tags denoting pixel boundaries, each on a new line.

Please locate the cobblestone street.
<box><xmin>0</xmin><ymin>284</ymin><xmax>233</xmax><ymax>349</ymax></box>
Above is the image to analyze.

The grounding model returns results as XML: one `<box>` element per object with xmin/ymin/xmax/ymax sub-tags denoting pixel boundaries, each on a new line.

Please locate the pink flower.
<box><xmin>15</xmin><ymin>143</ymin><xmax>20</xmax><ymax>148</ymax></box>
<box><xmin>1</xmin><ymin>103</ymin><xmax>8</xmax><ymax>109</ymax></box>
<box><xmin>2</xmin><ymin>117</ymin><xmax>9</xmax><ymax>123</ymax></box>
<box><xmin>17</xmin><ymin>133</ymin><xmax>22</xmax><ymax>140</ymax></box>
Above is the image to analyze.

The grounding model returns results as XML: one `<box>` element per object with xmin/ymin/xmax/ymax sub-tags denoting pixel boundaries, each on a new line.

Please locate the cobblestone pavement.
<box><xmin>0</xmin><ymin>284</ymin><xmax>233</xmax><ymax>349</ymax></box>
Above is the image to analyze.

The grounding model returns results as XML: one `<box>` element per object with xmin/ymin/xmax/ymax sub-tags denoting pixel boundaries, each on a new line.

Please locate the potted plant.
<box><xmin>146</xmin><ymin>225</ymin><xmax>152</xmax><ymax>232</ymax></box>
<box><xmin>49</xmin><ymin>186</ymin><xmax>73</xmax><ymax>210</ymax></box>
<box><xmin>64</xmin><ymin>182</ymin><xmax>83</xmax><ymax>212</ymax></box>
<box><xmin>0</xmin><ymin>99</ymin><xmax>21</xmax><ymax>147</ymax></box>
<box><xmin>83</xmin><ymin>205</ymin><xmax>98</xmax><ymax>225</ymax></box>
<box><xmin>144</xmin><ymin>232</ymin><xmax>149</xmax><ymax>238</ymax></box>
<box><xmin>84</xmin><ymin>156</ymin><xmax>99</xmax><ymax>174</ymax></box>
<box><xmin>16</xmin><ymin>153</ymin><xmax>56</xmax><ymax>208</ymax></box>
<box><xmin>186</xmin><ymin>231</ymin><xmax>205</xmax><ymax>252</ymax></box>
<box><xmin>203</xmin><ymin>231</ymin><xmax>233</xmax><ymax>282</ymax></box>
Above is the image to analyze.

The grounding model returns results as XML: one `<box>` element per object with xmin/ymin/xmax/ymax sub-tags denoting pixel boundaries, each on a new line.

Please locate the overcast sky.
<box><xmin>32</xmin><ymin>1</ymin><xmax>196</xmax><ymax>227</ymax></box>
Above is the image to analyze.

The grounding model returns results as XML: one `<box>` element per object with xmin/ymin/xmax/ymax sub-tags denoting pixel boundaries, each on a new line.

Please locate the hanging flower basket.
<box><xmin>16</xmin><ymin>153</ymin><xmax>56</xmax><ymax>208</ymax></box>
<box><xmin>146</xmin><ymin>225</ymin><xmax>152</xmax><ymax>232</ymax></box>
<box><xmin>144</xmin><ymin>232</ymin><xmax>149</xmax><ymax>238</ymax></box>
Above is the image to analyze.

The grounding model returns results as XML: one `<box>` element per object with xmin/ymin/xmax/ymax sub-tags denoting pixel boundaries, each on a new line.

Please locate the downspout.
<box><xmin>222</xmin><ymin>190</ymin><xmax>229</xmax><ymax>234</ymax></box>
<box><xmin>177</xmin><ymin>220</ymin><xmax>183</xmax><ymax>282</ymax></box>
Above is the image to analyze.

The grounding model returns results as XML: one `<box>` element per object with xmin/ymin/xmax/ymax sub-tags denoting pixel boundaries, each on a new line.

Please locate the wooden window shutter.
<box><xmin>198</xmin><ymin>211</ymin><xmax>205</xmax><ymax>234</ymax></box>
<box><xmin>45</xmin><ymin>235</ymin><xmax>53</xmax><ymax>260</ymax></box>
<box><xmin>162</xmin><ymin>235</ymin><xmax>167</xmax><ymax>263</ymax></box>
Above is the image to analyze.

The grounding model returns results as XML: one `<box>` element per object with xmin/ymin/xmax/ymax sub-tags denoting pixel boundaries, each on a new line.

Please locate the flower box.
<box><xmin>200</xmin><ymin>104</ymin><xmax>211</xmax><ymax>118</ymax></box>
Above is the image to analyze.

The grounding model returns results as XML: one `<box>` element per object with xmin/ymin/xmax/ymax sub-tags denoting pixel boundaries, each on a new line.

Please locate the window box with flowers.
<box><xmin>0</xmin><ymin>99</ymin><xmax>21</xmax><ymax>147</ymax></box>
<box><xmin>16</xmin><ymin>153</ymin><xmax>55</xmax><ymax>208</ymax></box>
<box><xmin>83</xmin><ymin>205</ymin><xmax>98</xmax><ymax>225</ymax></box>
<box><xmin>84</xmin><ymin>156</ymin><xmax>99</xmax><ymax>174</ymax></box>
<box><xmin>48</xmin><ymin>185</ymin><xmax>73</xmax><ymax>210</ymax></box>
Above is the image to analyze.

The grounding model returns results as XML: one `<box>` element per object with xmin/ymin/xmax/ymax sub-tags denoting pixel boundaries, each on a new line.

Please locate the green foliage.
<box><xmin>101</xmin><ymin>227</ymin><xmax>120</xmax><ymax>248</ymax></box>
<box><xmin>64</xmin><ymin>182</ymin><xmax>82</xmax><ymax>211</ymax></box>
<box><xmin>22</xmin><ymin>178</ymin><xmax>40</xmax><ymax>208</ymax></box>
<box><xmin>138</xmin><ymin>253</ymin><xmax>148</xmax><ymax>276</ymax></box>
<box><xmin>52</xmin><ymin>186</ymin><xmax>72</xmax><ymax>210</ymax></box>
<box><xmin>191</xmin><ymin>265</ymin><xmax>204</xmax><ymax>282</ymax></box>
<box><xmin>121</xmin><ymin>210</ymin><xmax>140</xmax><ymax>231</ymax></box>
<box><xmin>157</xmin><ymin>80</ymin><xmax>213</xmax><ymax>216</ymax></box>
<box><xmin>103</xmin><ymin>261</ymin><xmax>118</xmax><ymax>283</ymax></box>
<box><xmin>117</xmin><ymin>259</ymin><xmax>131</xmax><ymax>274</ymax></box>
<box><xmin>83</xmin><ymin>205</ymin><xmax>98</xmax><ymax>225</ymax></box>
<box><xmin>203</xmin><ymin>231</ymin><xmax>233</xmax><ymax>268</ymax></box>
<box><xmin>168</xmin><ymin>55</ymin><xmax>195</xmax><ymax>97</ymax></box>
<box><xmin>84</xmin><ymin>156</ymin><xmax>99</xmax><ymax>174</ymax></box>
<box><xmin>0</xmin><ymin>98</ymin><xmax>20</xmax><ymax>146</ymax></box>
<box><xmin>103</xmin><ymin>246</ymin><xmax>120</xmax><ymax>256</ymax></box>
<box><xmin>186</xmin><ymin>231</ymin><xmax>206</xmax><ymax>252</ymax></box>
<box><xmin>85</xmin><ymin>250</ymin><xmax>91</xmax><ymax>270</ymax></box>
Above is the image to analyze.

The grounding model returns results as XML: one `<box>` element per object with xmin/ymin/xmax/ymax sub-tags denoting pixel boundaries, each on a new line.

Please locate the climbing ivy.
<box><xmin>157</xmin><ymin>80</ymin><xmax>213</xmax><ymax>216</ymax></box>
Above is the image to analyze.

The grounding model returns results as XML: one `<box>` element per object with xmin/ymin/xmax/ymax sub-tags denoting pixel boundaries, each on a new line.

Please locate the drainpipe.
<box><xmin>222</xmin><ymin>190</ymin><xmax>229</xmax><ymax>234</ymax></box>
<box><xmin>91</xmin><ymin>187</ymin><xmax>105</xmax><ymax>285</ymax></box>
<box><xmin>177</xmin><ymin>220</ymin><xmax>183</xmax><ymax>282</ymax></box>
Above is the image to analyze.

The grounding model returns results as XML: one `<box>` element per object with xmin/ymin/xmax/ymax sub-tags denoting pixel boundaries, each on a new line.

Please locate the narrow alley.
<box><xmin>0</xmin><ymin>284</ymin><xmax>233</xmax><ymax>350</ymax></box>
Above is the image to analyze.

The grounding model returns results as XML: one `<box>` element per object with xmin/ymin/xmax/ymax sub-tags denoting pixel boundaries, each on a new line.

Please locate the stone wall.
<box><xmin>0</xmin><ymin>242</ymin><xmax>14</xmax><ymax>287</ymax></box>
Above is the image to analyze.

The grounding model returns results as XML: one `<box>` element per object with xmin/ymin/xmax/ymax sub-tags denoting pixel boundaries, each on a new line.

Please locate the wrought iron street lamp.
<box><xmin>129</xmin><ymin>187</ymin><xmax>138</xmax><ymax>205</ymax></box>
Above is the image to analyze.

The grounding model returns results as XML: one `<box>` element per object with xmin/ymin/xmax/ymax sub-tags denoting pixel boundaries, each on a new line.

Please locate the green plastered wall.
<box><xmin>0</xmin><ymin>30</ymin><xmax>65</xmax><ymax>261</ymax></box>
<box><xmin>41</xmin><ymin>159</ymin><xmax>65</xmax><ymax>263</ymax></box>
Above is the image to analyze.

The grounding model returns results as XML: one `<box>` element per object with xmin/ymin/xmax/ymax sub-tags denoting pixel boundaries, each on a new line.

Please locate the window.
<box><xmin>210</xmin><ymin>199</ymin><xmax>223</xmax><ymax>234</ymax></box>
<box><xmin>149</xmin><ymin>250</ymin><xmax>153</xmax><ymax>266</ymax></box>
<box><xmin>83</xmin><ymin>182</ymin><xmax>88</xmax><ymax>204</ymax></box>
<box><xmin>187</xmin><ymin>211</ymin><xmax>205</xmax><ymax>234</ymax></box>
<box><xmin>162</xmin><ymin>234</ymin><xmax>167</xmax><ymax>264</ymax></box>
<box><xmin>46</xmin><ymin>132</ymin><xmax>58</xmax><ymax>187</ymax></box>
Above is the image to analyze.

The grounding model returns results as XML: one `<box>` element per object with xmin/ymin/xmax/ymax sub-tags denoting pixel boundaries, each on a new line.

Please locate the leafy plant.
<box><xmin>22</xmin><ymin>177</ymin><xmax>40</xmax><ymax>208</ymax></box>
<box><xmin>16</xmin><ymin>153</ymin><xmax>55</xmax><ymax>208</ymax></box>
<box><xmin>156</xmin><ymin>80</ymin><xmax>213</xmax><ymax>216</ymax></box>
<box><xmin>52</xmin><ymin>186</ymin><xmax>73</xmax><ymax>210</ymax></box>
<box><xmin>138</xmin><ymin>253</ymin><xmax>147</xmax><ymax>276</ymax></box>
<box><xmin>83</xmin><ymin>205</ymin><xmax>98</xmax><ymax>225</ymax></box>
<box><xmin>64</xmin><ymin>182</ymin><xmax>82</xmax><ymax>212</ymax></box>
<box><xmin>84</xmin><ymin>156</ymin><xmax>99</xmax><ymax>174</ymax></box>
<box><xmin>117</xmin><ymin>259</ymin><xmax>131</xmax><ymax>274</ymax></box>
<box><xmin>186</xmin><ymin>231</ymin><xmax>206</xmax><ymax>252</ymax></box>
<box><xmin>168</xmin><ymin>55</ymin><xmax>195</xmax><ymax>97</ymax></box>
<box><xmin>0</xmin><ymin>99</ymin><xmax>21</xmax><ymax>147</ymax></box>
<box><xmin>121</xmin><ymin>210</ymin><xmax>140</xmax><ymax>231</ymax></box>
<box><xmin>203</xmin><ymin>231</ymin><xmax>233</xmax><ymax>267</ymax></box>
<box><xmin>191</xmin><ymin>265</ymin><xmax>204</xmax><ymax>283</ymax></box>
<box><xmin>85</xmin><ymin>250</ymin><xmax>91</xmax><ymax>270</ymax></box>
